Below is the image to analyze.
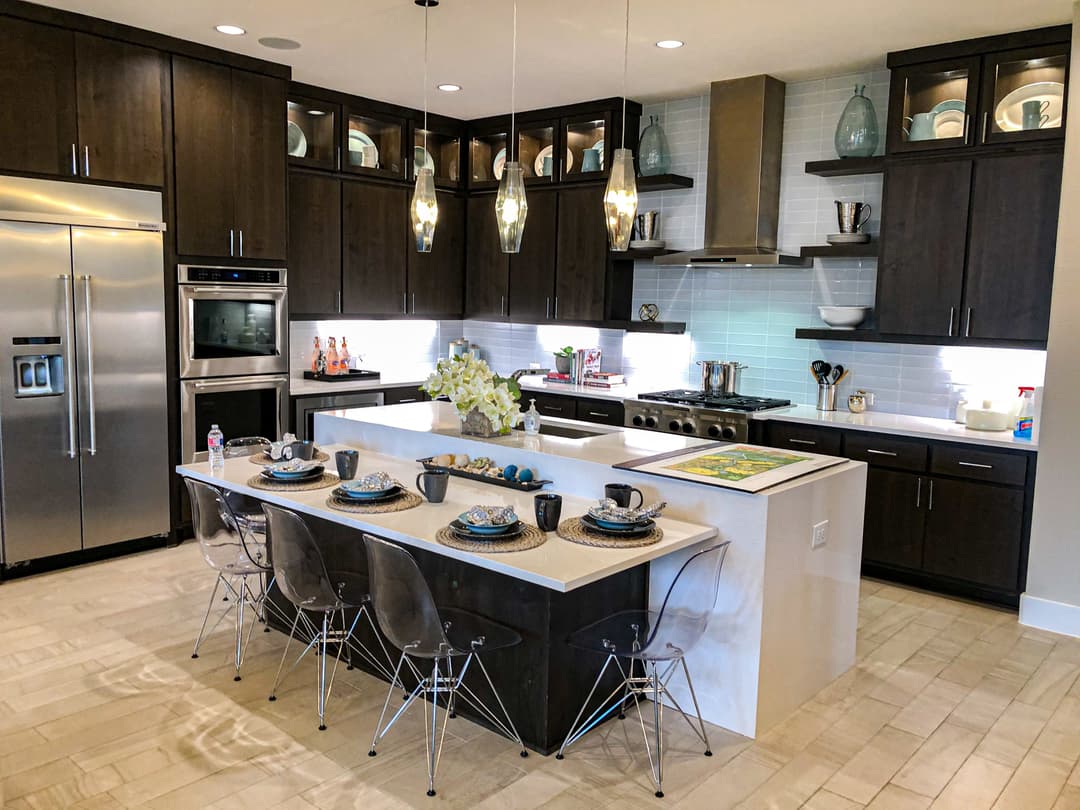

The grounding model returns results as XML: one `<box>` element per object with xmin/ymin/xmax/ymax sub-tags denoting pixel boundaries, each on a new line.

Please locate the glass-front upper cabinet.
<box><xmin>517</xmin><ymin>122</ymin><xmax>556</xmax><ymax>184</ymax></box>
<box><xmin>468</xmin><ymin>122</ymin><xmax>508</xmax><ymax>189</ymax></box>
<box><xmin>887</xmin><ymin>58</ymin><xmax>981</xmax><ymax>154</ymax></box>
<box><xmin>562</xmin><ymin>114</ymin><xmax>610</xmax><ymax>180</ymax></box>
<box><xmin>287</xmin><ymin>97</ymin><xmax>339</xmax><ymax>170</ymax></box>
<box><xmin>413</xmin><ymin>125</ymin><xmax>462</xmax><ymax>188</ymax></box>
<box><xmin>980</xmin><ymin>45</ymin><xmax>1068</xmax><ymax>145</ymax></box>
<box><xmin>344</xmin><ymin>109</ymin><xmax>405</xmax><ymax>179</ymax></box>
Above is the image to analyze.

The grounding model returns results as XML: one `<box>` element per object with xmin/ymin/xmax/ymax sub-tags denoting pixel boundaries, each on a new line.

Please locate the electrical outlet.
<box><xmin>812</xmin><ymin>520</ymin><xmax>829</xmax><ymax>549</ymax></box>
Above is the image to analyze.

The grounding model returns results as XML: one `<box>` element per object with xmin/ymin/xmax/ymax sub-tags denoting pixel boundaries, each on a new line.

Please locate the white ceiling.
<box><xmin>36</xmin><ymin>0</ymin><xmax>1072</xmax><ymax>118</ymax></box>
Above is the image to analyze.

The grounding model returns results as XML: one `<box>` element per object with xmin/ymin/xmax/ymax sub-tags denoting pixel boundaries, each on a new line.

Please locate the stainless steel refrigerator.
<box><xmin>0</xmin><ymin>176</ymin><xmax>170</xmax><ymax>565</ymax></box>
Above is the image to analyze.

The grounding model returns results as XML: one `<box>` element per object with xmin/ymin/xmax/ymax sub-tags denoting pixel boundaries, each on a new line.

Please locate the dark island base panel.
<box><xmin>264</xmin><ymin>513</ymin><xmax>647</xmax><ymax>754</ymax></box>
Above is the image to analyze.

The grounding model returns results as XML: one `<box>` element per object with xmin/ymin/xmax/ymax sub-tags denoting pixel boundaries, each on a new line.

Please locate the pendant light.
<box><xmin>411</xmin><ymin>0</ymin><xmax>438</xmax><ymax>253</ymax></box>
<box><xmin>604</xmin><ymin>0</ymin><xmax>638</xmax><ymax>251</ymax></box>
<box><xmin>495</xmin><ymin>0</ymin><xmax>527</xmax><ymax>253</ymax></box>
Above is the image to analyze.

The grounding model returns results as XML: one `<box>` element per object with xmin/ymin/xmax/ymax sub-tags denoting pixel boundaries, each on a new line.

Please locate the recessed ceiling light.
<box><xmin>215</xmin><ymin>24</ymin><xmax>246</xmax><ymax>36</ymax></box>
<box><xmin>437</xmin><ymin>83</ymin><xmax>462</xmax><ymax>92</ymax></box>
<box><xmin>258</xmin><ymin>36</ymin><xmax>301</xmax><ymax>50</ymax></box>
<box><xmin>655</xmin><ymin>39</ymin><xmax>684</xmax><ymax>49</ymax></box>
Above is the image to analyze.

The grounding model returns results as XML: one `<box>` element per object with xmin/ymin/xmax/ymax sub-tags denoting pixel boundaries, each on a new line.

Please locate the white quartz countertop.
<box><xmin>177</xmin><ymin>445</ymin><xmax>717</xmax><ymax>592</ymax></box>
<box><xmin>754</xmin><ymin>405</ymin><xmax>1037</xmax><ymax>451</ymax></box>
<box><xmin>517</xmin><ymin>374</ymin><xmax>638</xmax><ymax>402</ymax></box>
<box><xmin>290</xmin><ymin>375</ymin><xmax>427</xmax><ymax>397</ymax></box>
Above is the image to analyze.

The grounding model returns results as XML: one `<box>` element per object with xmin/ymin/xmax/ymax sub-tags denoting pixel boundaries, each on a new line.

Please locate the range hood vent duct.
<box><xmin>656</xmin><ymin>74</ymin><xmax>807</xmax><ymax>268</ymax></box>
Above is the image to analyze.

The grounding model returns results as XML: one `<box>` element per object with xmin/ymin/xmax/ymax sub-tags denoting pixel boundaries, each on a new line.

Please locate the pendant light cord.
<box><xmin>423</xmin><ymin>1</ymin><xmax>429</xmax><ymax>154</ymax></box>
<box><xmin>621</xmin><ymin>0</ymin><xmax>629</xmax><ymax>149</ymax></box>
<box><xmin>511</xmin><ymin>0</ymin><xmax>517</xmax><ymax>161</ymax></box>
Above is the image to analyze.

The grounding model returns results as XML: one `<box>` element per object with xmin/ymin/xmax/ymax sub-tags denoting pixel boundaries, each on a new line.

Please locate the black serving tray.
<box><xmin>417</xmin><ymin>457</ymin><xmax>552</xmax><ymax>492</ymax></box>
<box><xmin>303</xmin><ymin>369</ymin><xmax>381</xmax><ymax>383</ymax></box>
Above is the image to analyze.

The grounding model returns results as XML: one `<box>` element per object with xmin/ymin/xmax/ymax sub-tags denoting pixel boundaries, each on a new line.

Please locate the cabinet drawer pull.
<box><xmin>397</xmin><ymin>398</ymin><xmax>418</xmax><ymax>403</ymax></box>
<box><xmin>958</xmin><ymin>461</ymin><xmax>993</xmax><ymax>470</ymax></box>
<box><xmin>544</xmin><ymin>406</ymin><xmax>565</xmax><ymax>414</ymax></box>
<box><xmin>788</xmin><ymin>438</ymin><xmax>816</xmax><ymax>446</ymax></box>
<box><xmin>587</xmin><ymin>411</ymin><xmax>608</xmax><ymax>418</ymax></box>
<box><xmin>866</xmin><ymin>449</ymin><xmax>898</xmax><ymax>457</ymax></box>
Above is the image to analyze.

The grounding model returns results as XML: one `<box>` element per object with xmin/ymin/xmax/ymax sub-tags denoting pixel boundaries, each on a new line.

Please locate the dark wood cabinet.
<box><xmin>862</xmin><ymin>468</ymin><xmax>926</xmax><ymax>570</ymax></box>
<box><xmin>173</xmin><ymin>56</ymin><xmax>286</xmax><ymax>260</ymax></box>
<box><xmin>555</xmin><ymin>185</ymin><xmax>607</xmax><ymax>322</ymax></box>
<box><xmin>922</xmin><ymin>478</ymin><xmax>1024</xmax><ymax>591</ymax></box>
<box><xmin>885</xmin><ymin>57</ymin><xmax>981</xmax><ymax>155</ymax></box>
<box><xmin>408</xmin><ymin>192</ymin><xmax>464</xmax><ymax>316</ymax></box>
<box><xmin>465</xmin><ymin>194</ymin><xmax>509</xmax><ymax>317</ymax></box>
<box><xmin>383</xmin><ymin>386</ymin><xmax>427</xmax><ymax>405</ymax></box>
<box><xmin>74</xmin><ymin>34</ymin><xmax>165</xmax><ymax>186</ymax></box>
<box><xmin>765</xmin><ymin>422</ymin><xmax>844</xmax><ymax>456</ymax></box>
<box><xmin>342</xmin><ymin>180</ymin><xmax>407</xmax><ymax>315</ymax></box>
<box><xmin>575</xmin><ymin>397</ymin><xmax>624</xmax><ymax>426</ymax></box>
<box><xmin>963</xmin><ymin>151</ymin><xmax>1062</xmax><ymax>342</ymax></box>
<box><xmin>508</xmin><ymin>189</ymin><xmax>558</xmax><ymax>320</ymax></box>
<box><xmin>877</xmin><ymin>160</ymin><xmax>971</xmax><ymax>336</ymax></box>
<box><xmin>288</xmin><ymin>172</ymin><xmax>341</xmax><ymax>316</ymax></box>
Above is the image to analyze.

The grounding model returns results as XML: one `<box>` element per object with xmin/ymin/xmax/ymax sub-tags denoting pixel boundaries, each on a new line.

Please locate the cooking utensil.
<box><xmin>829</xmin><ymin>365</ymin><xmax>844</xmax><ymax>384</ymax></box>
<box><xmin>811</xmin><ymin>360</ymin><xmax>831</xmax><ymax>383</ymax></box>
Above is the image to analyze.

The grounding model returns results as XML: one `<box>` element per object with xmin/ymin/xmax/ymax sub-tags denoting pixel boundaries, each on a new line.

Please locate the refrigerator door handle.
<box><xmin>60</xmin><ymin>274</ymin><xmax>77</xmax><ymax>458</ymax></box>
<box><xmin>81</xmin><ymin>275</ymin><xmax>97</xmax><ymax>455</ymax></box>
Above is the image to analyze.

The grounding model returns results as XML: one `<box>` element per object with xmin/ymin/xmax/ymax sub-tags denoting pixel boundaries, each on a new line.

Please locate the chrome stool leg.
<box><xmin>191</xmin><ymin>573</ymin><xmax>223</xmax><ymax>659</ymax></box>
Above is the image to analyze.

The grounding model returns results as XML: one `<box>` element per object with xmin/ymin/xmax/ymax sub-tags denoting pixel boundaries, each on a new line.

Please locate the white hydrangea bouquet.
<box><xmin>421</xmin><ymin>354</ymin><xmax>521</xmax><ymax>436</ymax></box>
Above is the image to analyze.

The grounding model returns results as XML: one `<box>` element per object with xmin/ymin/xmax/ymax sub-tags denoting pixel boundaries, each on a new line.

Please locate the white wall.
<box><xmin>1022</xmin><ymin>9</ymin><xmax>1080</xmax><ymax>639</ymax></box>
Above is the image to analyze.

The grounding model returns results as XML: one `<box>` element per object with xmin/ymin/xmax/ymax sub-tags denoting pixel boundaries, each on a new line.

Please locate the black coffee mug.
<box><xmin>605</xmin><ymin>483</ymin><xmax>644</xmax><ymax>509</ymax></box>
<box><xmin>534</xmin><ymin>493</ymin><xmax>562</xmax><ymax>532</ymax></box>
<box><xmin>335</xmin><ymin>449</ymin><xmax>359</xmax><ymax>480</ymax></box>
<box><xmin>416</xmin><ymin>468</ymin><xmax>449</xmax><ymax>503</ymax></box>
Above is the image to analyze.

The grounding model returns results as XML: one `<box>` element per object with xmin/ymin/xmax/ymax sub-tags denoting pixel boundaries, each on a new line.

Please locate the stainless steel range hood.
<box><xmin>656</xmin><ymin>75</ymin><xmax>808</xmax><ymax>268</ymax></box>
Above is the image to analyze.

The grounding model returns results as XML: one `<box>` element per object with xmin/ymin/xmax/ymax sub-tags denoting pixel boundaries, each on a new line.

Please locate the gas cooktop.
<box><xmin>638</xmin><ymin>390</ymin><xmax>791</xmax><ymax>412</ymax></box>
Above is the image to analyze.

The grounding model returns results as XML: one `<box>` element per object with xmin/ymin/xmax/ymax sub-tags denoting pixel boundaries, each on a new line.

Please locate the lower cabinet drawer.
<box><xmin>930</xmin><ymin>444</ymin><xmax>1028</xmax><ymax>487</ymax></box>
<box><xmin>845</xmin><ymin>432</ymin><xmax>928</xmax><ymax>472</ymax></box>
<box><xmin>575</xmin><ymin>398</ymin><xmax>624</xmax><ymax>425</ymax></box>
<box><xmin>767</xmin><ymin>422</ymin><xmax>844</xmax><ymax>456</ymax></box>
<box><xmin>383</xmin><ymin>386</ymin><xmax>427</xmax><ymax>405</ymax></box>
<box><xmin>530</xmin><ymin>393</ymin><xmax>574</xmax><ymax>418</ymax></box>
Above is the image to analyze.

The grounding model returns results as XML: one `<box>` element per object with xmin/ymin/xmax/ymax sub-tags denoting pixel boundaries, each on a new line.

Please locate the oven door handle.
<box><xmin>186</xmin><ymin>286</ymin><xmax>285</xmax><ymax>296</ymax></box>
<box><xmin>192</xmin><ymin>378</ymin><xmax>265</xmax><ymax>390</ymax></box>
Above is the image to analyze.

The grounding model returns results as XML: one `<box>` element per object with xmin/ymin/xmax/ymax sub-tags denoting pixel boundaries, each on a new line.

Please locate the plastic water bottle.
<box><xmin>207</xmin><ymin>424</ymin><xmax>225</xmax><ymax>473</ymax></box>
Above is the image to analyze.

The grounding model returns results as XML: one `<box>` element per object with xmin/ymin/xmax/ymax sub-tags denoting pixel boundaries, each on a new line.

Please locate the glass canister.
<box><xmin>834</xmin><ymin>85</ymin><xmax>880</xmax><ymax>158</ymax></box>
<box><xmin>638</xmin><ymin>115</ymin><xmax>672</xmax><ymax>176</ymax></box>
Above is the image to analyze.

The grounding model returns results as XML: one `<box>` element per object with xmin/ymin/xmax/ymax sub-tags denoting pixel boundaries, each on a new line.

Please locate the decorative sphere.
<box><xmin>517</xmin><ymin>468</ymin><xmax>534</xmax><ymax>483</ymax></box>
<box><xmin>503</xmin><ymin>464</ymin><xmax>518</xmax><ymax>481</ymax></box>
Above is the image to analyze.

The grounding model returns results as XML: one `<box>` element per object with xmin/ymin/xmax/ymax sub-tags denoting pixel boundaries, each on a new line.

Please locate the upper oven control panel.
<box><xmin>178</xmin><ymin>265</ymin><xmax>287</xmax><ymax>285</ymax></box>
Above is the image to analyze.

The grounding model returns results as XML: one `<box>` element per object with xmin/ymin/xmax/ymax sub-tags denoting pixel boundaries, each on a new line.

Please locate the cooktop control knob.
<box><xmin>707</xmin><ymin>425</ymin><xmax>721</xmax><ymax>438</ymax></box>
<box><xmin>644</xmin><ymin>416</ymin><xmax>657</xmax><ymax>428</ymax></box>
<box><xmin>722</xmin><ymin>426</ymin><xmax>737</xmax><ymax>440</ymax></box>
<box><xmin>669</xmin><ymin>420</ymin><xmax>681</xmax><ymax>432</ymax></box>
<box><xmin>632</xmin><ymin>415</ymin><xmax>644</xmax><ymax>426</ymax></box>
<box><xmin>682</xmin><ymin>422</ymin><xmax>695</xmax><ymax>434</ymax></box>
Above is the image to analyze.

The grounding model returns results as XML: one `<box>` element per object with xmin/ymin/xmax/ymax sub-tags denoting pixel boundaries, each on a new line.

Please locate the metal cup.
<box><xmin>416</xmin><ymin>468</ymin><xmax>449</xmax><ymax>503</ymax></box>
<box><xmin>335</xmin><ymin>449</ymin><xmax>359</xmax><ymax>480</ymax></box>
<box><xmin>635</xmin><ymin>210</ymin><xmax>659</xmax><ymax>241</ymax></box>
<box><xmin>605</xmin><ymin>483</ymin><xmax>644</xmax><ymax>509</ymax></box>
<box><xmin>835</xmin><ymin>200</ymin><xmax>872</xmax><ymax>233</ymax></box>
<box><xmin>534</xmin><ymin>493</ymin><xmax>562</xmax><ymax>532</ymax></box>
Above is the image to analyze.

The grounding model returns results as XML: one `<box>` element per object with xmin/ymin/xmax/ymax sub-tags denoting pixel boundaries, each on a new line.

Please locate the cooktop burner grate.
<box><xmin>638</xmin><ymin>390</ymin><xmax>791</xmax><ymax>412</ymax></box>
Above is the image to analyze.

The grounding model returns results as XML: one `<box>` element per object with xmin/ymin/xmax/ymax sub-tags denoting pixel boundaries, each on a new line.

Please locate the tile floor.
<box><xmin>0</xmin><ymin>544</ymin><xmax>1079</xmax><ymax>809</ymax></box>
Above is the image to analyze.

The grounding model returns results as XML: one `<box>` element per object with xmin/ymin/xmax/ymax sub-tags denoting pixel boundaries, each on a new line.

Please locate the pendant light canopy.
<box><xmin>496</xmin><ymin>0</ymin><xmax>527</xmax><ymax>253</ymax></box>
<box><xmin>411</xmin><ymin>0</ymin><xmax>438</xmax><ymax>252</ymax></box>
<box><xmin>604</xmin><ymin>0</ymin><xmax>638</xmax><ymax>251</ymax></box>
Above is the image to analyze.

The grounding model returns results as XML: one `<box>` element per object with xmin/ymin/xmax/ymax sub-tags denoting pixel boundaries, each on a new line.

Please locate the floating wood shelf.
<box><xmin>804</xmin><ymin>156</ymin><xmax>886</xmax><ymax>177</ymax></box>
<box><xmin>616</xmin><ymin>247</ymin><xmax>679</xmax><ymax>260</ymax></box>
<box><xmin>636</xmin><ymin>173</ymin><xmax>694</xmax><ymax>191</ymax></box>
<box><xmin>799</xmin><ymin>242</ymin><xmax>878</xmax><ymax>259</ymax></box>
<box><xmin>794</xmin><ymin>328</ymin><xmax>1046</xmax><ymax>350</ymax></box>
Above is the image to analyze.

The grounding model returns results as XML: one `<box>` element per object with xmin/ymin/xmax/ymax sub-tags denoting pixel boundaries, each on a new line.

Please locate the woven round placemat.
<box><xmin>248</xmin><ymin>449</ymin><xmax>331</xmax><ymax>465</ymax></box>
<box><xmin>435</xmin><ymin>524</ymin><xmax>547</xmax><ymax>553</ymax></box>
<box><xmin>245</xmin><ymin>472</ymin><xmax>339</xmax><ymax>492</ymax></box>
<box><xmin>325</xmin><ymin>490</ymin><xmax>423</xmax><ymax>514</ymax></box>
<box><xmin>556</xmin><ymin>517</ymin><xmax>663</xmax><ymax>548</ymax></box>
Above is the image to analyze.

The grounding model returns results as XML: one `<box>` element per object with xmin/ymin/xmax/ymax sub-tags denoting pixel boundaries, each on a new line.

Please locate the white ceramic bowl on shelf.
<box><xmin>818</xmin><ymin>306</ymin><xmax>871</xmax><ymax>330</ymax></box>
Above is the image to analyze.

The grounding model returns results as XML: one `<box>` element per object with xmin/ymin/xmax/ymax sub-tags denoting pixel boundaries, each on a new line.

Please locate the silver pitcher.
<box><xmin>834</xmin><ymin>200</ymin><xmax>872</xmax><ymax>233</ymax></box>
<box><xmin>635</xmin><ymin>210</ymin><xmax>660</xmax><ymax>241</ymax></box>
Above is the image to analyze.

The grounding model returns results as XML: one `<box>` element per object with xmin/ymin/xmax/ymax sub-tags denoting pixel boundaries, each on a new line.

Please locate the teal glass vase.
<box><xmin>834</xmin><ymin>85</ymin><xmax>879</xmax><ymax>158</ymax></box>
<box><xmin>638</xmin><ymin>115</ymin><xmax>671</xmax><ymax>176</ymax></box>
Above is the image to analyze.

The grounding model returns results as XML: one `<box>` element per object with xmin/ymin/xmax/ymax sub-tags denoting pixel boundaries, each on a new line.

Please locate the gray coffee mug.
<box><xmin>335</xmin><ymin>449</ymin><xmax>359</xmax><ymax>480</ymax></box>
<box><xmin>605</xmin><ymin>483</ymin><xmax>644</xmax><ymax>509</ymax></box>
<box><xmin>416</xmin><ymin>468</ymin><xmax>449</xmax><ymax>503</ymax></box>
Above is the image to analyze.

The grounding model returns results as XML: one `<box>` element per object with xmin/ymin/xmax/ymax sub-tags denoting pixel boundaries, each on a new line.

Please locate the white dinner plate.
<box><xmin>995</xmin><ymin>81</ymin><xmax>1065</xmax><ymax>131</ymax></box>
<box><xmin>493</xmin><ymin>147</ymin><xmax>506</xmax><ymax>181</ymax></box>
<box><xmin>933</xmin><ymin>109</ymin><xmax>966</xmax><ymax>139</ymax></box>
<box><xmin>533</xmin><ymin>145</ymin><xmax>573</xmax><ymax>178</ymax></box>
<box><xmin>413</xmin><ymin>146</ymin><xmax>435</xmax><ymax>177</ymax></box>
<box><xmin>348</xmin><ymin>129</ymin><xmax>379</xmax><ymax>168</ymax></box>
<box><xmin>287</xmin><ymin>121</ymin><xmax>307</xmax><ymax>157</ymax></box>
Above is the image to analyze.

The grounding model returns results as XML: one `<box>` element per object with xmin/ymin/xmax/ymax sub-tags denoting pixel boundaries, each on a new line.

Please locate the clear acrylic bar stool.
<box><xmin>261</xmin><ymin>504</ymin><xmax>398</xmax><ymax>730</ymax></box>
<box><xmin>556</xmin><ymin>542</ymin><xmax>731</xmax><ymax>798</ymax></box>
<box><xmin>363</xmin><ymin>534</ymin><xmax>528</xmax><ymax>798</ymax></box>
<box><xmin>185</xmin><ymin>478</ymin><xmax>279</xmax><ymax>680</ymax></box>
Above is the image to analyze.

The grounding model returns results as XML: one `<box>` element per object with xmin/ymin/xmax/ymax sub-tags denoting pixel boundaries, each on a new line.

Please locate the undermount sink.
<box><xmin>513</xmin><ymin>423</ymin><xmax>606</xmax><ymax>440</ymax></box>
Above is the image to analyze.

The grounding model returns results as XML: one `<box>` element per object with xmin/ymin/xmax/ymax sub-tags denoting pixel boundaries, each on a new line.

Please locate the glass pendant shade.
<box><xmin>604</xmin><ymin>147</ymin><xmax>638</xmax><ymax>251</ymax></box>
<box><xmin>495</xmin><ymin>161</ymin><xmax>528</xmax><ymax>253</ymax></box>
<box><xmin>410</xmin><ymin>167</ymin><xmax>438</xmax><ymax>252</ymax></box>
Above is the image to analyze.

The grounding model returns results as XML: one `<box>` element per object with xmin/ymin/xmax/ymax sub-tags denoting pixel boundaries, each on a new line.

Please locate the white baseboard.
<box><xmin>1019</xmin><ymin>593</ymin><xmax>1080</xmax><ymax>639</ymax></box>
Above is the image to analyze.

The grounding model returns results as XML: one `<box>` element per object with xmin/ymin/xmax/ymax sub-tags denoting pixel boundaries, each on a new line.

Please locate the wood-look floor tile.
<box><xmin>974</xmin><ymin>700</ymin><xmax>1053</xmax><ymax>768</ymax></box>
<box><xmin>929</xmin><ymin>754</ymin><xmax>1012</xmax><ymax>809</ymax></box>
<box><xmin>803</xmin><ymin>788</ymin><xmax>866</xmax><ymax>808</ymax></box>
<box><xmin>889</xmin><ymin>679</ymin><xmax>970</xmax><ymax>739</ymax></box>
<box><xmin>992</xmin><ymin>749</ymin><xmax>1073</xmax><ymax>810</ymax></box>
<box><xmin>890</xmin><ymin>721</ymin><xmax>981</xmax><ymax>798</ymax></box>
<box><xmin>866</xmin><ymin>784</ymin><xmax>932</xmax><ymax>809</ymax></box>
<box><xmin>822</xmin><ymin>725</ymin><xmax>923</xmax><ymax>805</ymax></box>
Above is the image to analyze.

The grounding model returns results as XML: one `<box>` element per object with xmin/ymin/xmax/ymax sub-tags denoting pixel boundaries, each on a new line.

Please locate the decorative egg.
<box><xmin>517</xmin><ymin>468</ymin><xmax>534</xmax><ymax>483</ymax></box>
<box><xmin>453</xmin><ymin>453</ymin><xmax>470</xmax><ymax>467</ymax></box>
<box><xmin>435</xmin><ymin>453</ymin><xmax>454</xmax><ymax>467</ymax></box>
<box><xmin>502</xmin><ymin>464</ymin><xmax>518</xmax><ymax>481</ymax></box>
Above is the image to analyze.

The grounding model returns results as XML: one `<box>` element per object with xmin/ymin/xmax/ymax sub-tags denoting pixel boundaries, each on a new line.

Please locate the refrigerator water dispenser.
<box><xmin>14</xmin><ymin>353</ymin><xmax>63</xmax><ymax>397</ymax></box>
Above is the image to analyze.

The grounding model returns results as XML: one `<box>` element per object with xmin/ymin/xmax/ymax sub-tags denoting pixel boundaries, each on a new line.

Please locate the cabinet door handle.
<box><xmin>981</xmin><ymin>112</ymin><xmax>989</xmax><ymax>144</ymax></box>
<box><xmin>867</xmin><ymin>449</ymin><xmax>898</xmax><ymax>457</ymax></box>
<box><xmin>928</xmin><ymin>479</ymin><xmax>934</xmax><ymax>511</ymax></box>
<box><xmin>402</xmin><ymin>292</ymin><xmax>408</xmax><ymax>314</ymax></box>
<box><xmin>336</xmin><ymin>290</ymin><xmax>341</xmax><ymax>313</ymax></box>
<box><xmin>546</xmin><ymin>297</ymin><xmax>551</xmax><ymax>319</ymax></box>
<box><xmin>70</xmin><ymin>144</ymin><xmax>78</xmax><ymax>176</ymax></box>
<box><xmin>554</xmin><ymin>296</ymin><xmax>559</xmax><ymax>319</ymax></box>
<box><xmin>238</xmin><ymin>229</ymin><xmax>244</xmax><ymax>257</ymax></box>
<box><xmin>958</xmin><ymin>461</ymin><xmax>993</xmax><ymax>470</ymax></box>
<box><xmin>963</xmin><ymin>114</ymin><xmax>971</xmax><ymax>144</ymax></box>
<box><xmin>83</xmin><ymin>145</ymin><xmax>90</xmax><ymax>177</ymax></box>
<box><xmin>229</xmin><ymin>229</ymin><xmax>235</xmax><ymax>257</ymax></box>
<box><xmin>336</xmin><ymin>145</ymin><xmax>341</xmax><ymax>171</ymax></box>
<box><xmin>964</xmin><ymin>307</ymin><xmax>972</xmax><ymax>337</ymax></box>
<box><xmin>412</xmin><ymin>292</ymin><xmax>416</xmax><ymax>313</ymax></box>
<box><xmin>948</xmin><ymin>306</ymin><xmax>955</xmax><ymax>337</ymax></box>
<box><xmin>500</xmin><ymin>295</ymin><xmax>505</xmax><ymax>316</ymax></box>
<box><xmin>916</xmin><ymin>477</ymin><xmax>922</xmax><ymax>509</ymax></box>
<box><xmin>788</xmin><ymin>438</ymin><xmax>816</xmax><ymax>446</ymax></box>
